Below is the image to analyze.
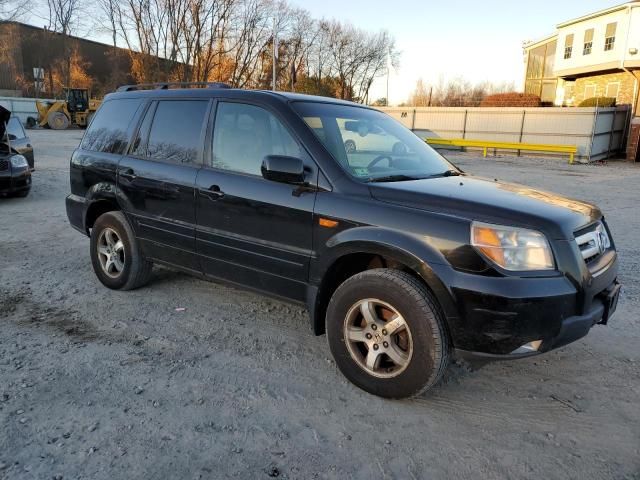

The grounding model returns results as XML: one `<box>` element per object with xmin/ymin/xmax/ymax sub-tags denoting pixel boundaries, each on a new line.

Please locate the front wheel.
<box><xmin>90</xmin><ymin>211</ymin><xmax>153</xmax><ymax>290</ymax></box>
<box><xmin>47</xmin><ymin>111</ymin><xmax>70</xmax><ymax>130</ymax></box>
<box><xmin>326</xmin><ymin>269</ymin><xmax>450</xmax><ymax>398</ymax></box>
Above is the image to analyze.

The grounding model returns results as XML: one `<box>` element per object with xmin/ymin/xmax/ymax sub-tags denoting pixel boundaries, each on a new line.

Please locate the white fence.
<box><xmin>377</xmin><ymin>106</ymin><xmax>631</xmax><ymax>161</ymax></box>
<box><xmin>0</xmin><ymin>96</ymin><xmax>55</xmax><ymax>125</ymax></box>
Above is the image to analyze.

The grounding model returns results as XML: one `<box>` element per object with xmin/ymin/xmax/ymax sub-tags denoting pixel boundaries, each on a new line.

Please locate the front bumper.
<box><xmin>434</xmin><ymin>252</ymin><xmax>619</xmax><ymax>359</ymax></box>
<box><xmin>0</xmin><ymin>168</ymin><xmax>31</xmax><ymax>194</ymax></box>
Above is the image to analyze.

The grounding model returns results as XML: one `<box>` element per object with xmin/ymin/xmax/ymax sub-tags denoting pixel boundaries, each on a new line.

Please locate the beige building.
<box><xmin>524</xmin><ymin>1</ymin><xmax>640</xmax><ymax>114</ymax></box>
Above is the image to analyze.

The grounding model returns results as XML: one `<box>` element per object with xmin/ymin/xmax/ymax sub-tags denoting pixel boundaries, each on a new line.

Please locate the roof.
<box><xmin>557</xmin><ymin>1</ymin><xmax>640</xmax><ymax>28</ymax></box>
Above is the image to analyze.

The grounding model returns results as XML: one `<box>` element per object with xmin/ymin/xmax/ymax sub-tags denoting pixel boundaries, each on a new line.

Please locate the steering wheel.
<box><xmin>367</xmin><ymin>155</ymin><xmax>394</xmax><ymax>169</ymax></box>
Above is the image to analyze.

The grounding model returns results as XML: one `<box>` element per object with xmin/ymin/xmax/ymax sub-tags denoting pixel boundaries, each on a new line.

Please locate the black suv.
<box><xmin>66</xmin><ymin>84</ymin><xmax>620</xmax><ymax>398</ymax></box>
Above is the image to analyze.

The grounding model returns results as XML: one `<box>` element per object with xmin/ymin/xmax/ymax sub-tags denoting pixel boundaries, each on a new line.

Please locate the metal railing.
<box><xmin>426</xmin><ymin>138</ymin><xmax>578</xmax><ymax>163</ymax></box>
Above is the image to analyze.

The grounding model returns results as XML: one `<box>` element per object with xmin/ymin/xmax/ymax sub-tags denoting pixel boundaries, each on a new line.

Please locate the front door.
<box><xmin>118</xmin><ymin>99</ymin><xmax>211</xmax><ymax>272</ymax></box>
<box><xmin>195</xmin><ymin>101</ymin><xmax>317</xmax><ymax>301</ymax></box>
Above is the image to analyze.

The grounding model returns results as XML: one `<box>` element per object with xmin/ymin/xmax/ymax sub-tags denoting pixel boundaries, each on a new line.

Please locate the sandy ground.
<box><xmin>0</xmin><ymin>129</ymin><xmax>639</xmax><ymax>480</ymax></box>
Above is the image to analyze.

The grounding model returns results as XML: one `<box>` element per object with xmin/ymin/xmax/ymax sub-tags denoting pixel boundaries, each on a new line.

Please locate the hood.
<box><xmin>0</xmin><ymin>105</ymin><xmax>10</xmax><ymax>144</ymax></box>
<box><xmin>369</xmin><ymin>175</ymin><xmax>601</xmax><ymax>240</ymax></box>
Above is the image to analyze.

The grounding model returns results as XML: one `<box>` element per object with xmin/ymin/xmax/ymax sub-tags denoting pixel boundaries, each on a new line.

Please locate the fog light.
<box><xmin>511</xmin><ymin>340</ymin><xmax>543</xmax><ymax>355</ymax></box>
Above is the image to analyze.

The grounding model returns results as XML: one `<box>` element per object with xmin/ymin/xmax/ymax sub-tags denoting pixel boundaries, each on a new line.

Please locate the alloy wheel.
<box><xmin>97</xmin><ymin>227</ymin><xmax>126</xmax><ymax>278</ymax></box>
<box><xmin>343</xmin><ymin>298</ymin><xmax>413</xmax><ymax>378</ymax></box>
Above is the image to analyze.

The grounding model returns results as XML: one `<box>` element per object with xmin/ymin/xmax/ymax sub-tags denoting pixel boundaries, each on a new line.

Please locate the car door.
<box><xmin>195</xmin><ymin>100</ymin><xmax>317</xmax><ymax>301</ymax></box>
<box><xmin>118</xmin><ymin>98</ymin><xmax>211</xmax><ymax>272</ymax></box>
<box><xmin>6</xmin><ymin>117</ymin><xmax>34</xmax><ymax>169</ymax></box>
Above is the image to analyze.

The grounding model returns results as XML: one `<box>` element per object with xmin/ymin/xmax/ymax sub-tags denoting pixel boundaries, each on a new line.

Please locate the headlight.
<box><xmin>10</xmin><ymin>155</ymin><xmax>28</xmax><ymax>169</ymax></box>
<box><xmin>471</xmin><ymin>221</ymin><xmax>554</xmax><ymax>271</ymax></box>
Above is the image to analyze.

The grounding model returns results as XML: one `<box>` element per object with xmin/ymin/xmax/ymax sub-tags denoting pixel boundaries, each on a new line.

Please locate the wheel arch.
<box><xmin>308</xmin><ymin>232</ymin><xmax>459</xmax><ymax>336</ymax></box>
<box><xmin>83</xmin><ymin>184</ymin><xmax>121</xmax><ymax>233</ymax></box>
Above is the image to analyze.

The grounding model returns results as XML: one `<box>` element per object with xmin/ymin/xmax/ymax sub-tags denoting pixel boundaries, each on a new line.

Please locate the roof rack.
<box><xmin>116</xmin><ymin>82</ymin><xmax>232</xmax><ymax>92</ymax></box>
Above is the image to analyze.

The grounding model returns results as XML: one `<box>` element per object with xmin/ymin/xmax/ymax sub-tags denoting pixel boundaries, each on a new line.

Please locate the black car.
<box><xmin>0</xmin><ymin>106</ymin><xmax>32</xmax><ymax>197</ymax></box>
<box><xmin>66</xmin><ymin>84</ymin><xmax>620</xmax><ymax>398</ymax></box>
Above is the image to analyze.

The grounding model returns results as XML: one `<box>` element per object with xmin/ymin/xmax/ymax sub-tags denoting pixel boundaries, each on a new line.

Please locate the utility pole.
<box><xmin>386</xmin><ymin>63</ymin><xmax>390</xmax><ymax>106</ymax></box>
<box><xmin>385</xmin><ymin>48</ymin><xmax>391</xmax><ymax>106</ymax></box>
<box><xmin>272</xmin><ymin>17</ymin><xmax>277</xmax><ymax>91</ymax></box>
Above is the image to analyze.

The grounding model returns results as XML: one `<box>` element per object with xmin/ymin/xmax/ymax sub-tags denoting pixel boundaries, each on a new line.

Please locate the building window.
<box><xmin>584</xmin><ymin>84</ymin><xmax>597</xmax><ymax>99</ymax></box>
<box><xmin>564</xmin><ymin>34</ymin><xmax>574</xmax><ymax>59</ymax></box>
<box><xmin>606</xmin><ymin>82</ymin><xmax>620</xmax><ymax>99</ymax></box>
<box><xmin>604</xmin><ymin>23</ymin><xmax>617</xmax><ymax>51</ymax></box>
<box><xmin>524</xmin><ymin>40</ymin><xmax>558</xmax><ymax>102</ymax></box>
<box><xmin>563</xmin><ymin>81</ymin><xmax>576</xmax><ymax>106</ymax></box>
<box><xmin>583</xmin><ymin>29</ymin><xmax>594</xmax><ymax>55</ymax></box>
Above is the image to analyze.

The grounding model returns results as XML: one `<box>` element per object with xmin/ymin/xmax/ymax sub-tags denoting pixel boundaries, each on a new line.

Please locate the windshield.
<box><xmin>292</xmin><ymin>102</ymin><xmax>456</xmax><ymax>182</ymax></box>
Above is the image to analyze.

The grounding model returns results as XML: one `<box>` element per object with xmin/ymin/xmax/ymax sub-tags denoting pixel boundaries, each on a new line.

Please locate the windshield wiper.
<box><xmin>367</xmin><ymin>174</ymin><xmax>422</xmax><ymax>183</ymax></box>
<box><xmin>439</xmin><ymin>169</ymin><xmax>462</xmax><ymax>177</ymax></box>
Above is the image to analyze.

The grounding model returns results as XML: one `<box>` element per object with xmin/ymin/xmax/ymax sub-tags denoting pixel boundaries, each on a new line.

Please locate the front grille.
<box><xmin>575</xmin><ymin>222</ymin><xmax>611</xmax><ymax>264</ymax></box>
<box><xmin>0</xmin><ymin>160</ymin><xmax>8</xmax><ymax>171</ymax></box>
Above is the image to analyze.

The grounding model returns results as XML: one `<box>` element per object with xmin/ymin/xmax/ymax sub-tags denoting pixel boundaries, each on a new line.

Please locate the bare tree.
<box><xmin>0</xmin><ymin>0</ymin><xmax>29</xmax><ymax>20</ymax></box>
<box><xmin>87</xmin><ymin>0</ymin><xmax>398</xmax><ymax>98</ymax></box>
<box><xmin>409</xmin><ymin>78</ymin><xmax>431</xmax><ymax>107</ymax></box>
<box><xmin>47</xmin><ymin>0</ymin><xmax>84</xmax><ymax>88</ymax></box>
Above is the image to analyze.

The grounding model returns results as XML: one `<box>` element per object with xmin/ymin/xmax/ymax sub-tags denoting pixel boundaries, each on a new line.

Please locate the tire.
<box><xmin>47</xmin><ymin>111</ymin><xmax>70</xmax><ymax>130</ymax></box>
<box><xmin>90</xmin><ymin>211</ymin><xmax>153</xmax><ymax>290</ymax></box>
<box><xmin>344</xmin><ymin>140</ymin><xmax>356</xmax><ymax>153</ymax></box>
<box><xmin>86</xmin><ymin>112</ymin><xmax>95</xmax><ymax>128</ymax></box>
<box><xmin>326</xmin><ymin>269</ymin><xmax>450</xmax><ymax>399</ymax></box>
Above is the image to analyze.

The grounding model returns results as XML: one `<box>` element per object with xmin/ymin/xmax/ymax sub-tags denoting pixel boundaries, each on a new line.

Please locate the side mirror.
<box><xmin>261</xmin><ymin>155</ymin><xmax>306</xmax><ymax>185</ymax></box>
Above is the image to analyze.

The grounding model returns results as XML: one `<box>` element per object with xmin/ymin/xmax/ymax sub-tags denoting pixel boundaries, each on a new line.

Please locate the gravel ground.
<box><xmin>1</xmin><ymin>129</ymin><xmax>639</xmax><ymax>480</ymax></box>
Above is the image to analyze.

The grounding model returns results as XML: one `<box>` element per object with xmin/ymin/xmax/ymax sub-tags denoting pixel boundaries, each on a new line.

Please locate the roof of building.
<box><xmin>557</xmin><ymin>1</ymin><xmax>640</xmax><ymax>28</ymax></box>
<box><xmin>0</xmin><ymin>20</ymin><xmax>124</xmax><ymax>52</ymax></box>
<box><xmin>523</xmin><ymin>33</ymin><xmax>558</xmax><ymax>51</ymax></box>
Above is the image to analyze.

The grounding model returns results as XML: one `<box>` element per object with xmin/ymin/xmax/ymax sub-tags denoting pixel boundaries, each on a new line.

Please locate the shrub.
<box><xmin>578</xmin><ymin>97</ymin><xmax>617</xmax><ymax>107</ymax></box>
<box><xmin>480</xmin><ymin>92</ymin><xmax>542</xmax><ymax>107</ymax></box>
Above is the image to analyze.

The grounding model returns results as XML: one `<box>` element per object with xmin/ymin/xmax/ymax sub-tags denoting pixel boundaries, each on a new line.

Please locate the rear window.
<box><xmin>6</xmin><ymin>118</ymin><xmax>26</xmax><ymax>140</ymax></box>
<box><xmin>146</xmin><ymin>100</ymin><xmax>209</xmax><ymax>164</ymax></box>
<box><xmin>81</xmin><ymin>99</ymin><xmax>142</xmax><ymax>154</ymax></box>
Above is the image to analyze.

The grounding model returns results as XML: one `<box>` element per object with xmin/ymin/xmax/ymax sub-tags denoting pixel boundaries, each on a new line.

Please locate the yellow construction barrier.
<box><xmin>426</xmin><ymin>138</ymin><xmax>578</xmax><ymax>164</ymax></box>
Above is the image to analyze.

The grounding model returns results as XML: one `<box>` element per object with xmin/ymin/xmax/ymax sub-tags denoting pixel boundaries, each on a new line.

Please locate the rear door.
<box><xmin>118</xmin><ymin>98</ymin><xmax>211</xmax><ymax>272</ymax></box>
<box><xmin>195</xmin><ymin>100</ymin><xmax>317</xmax><ymax>301</ymax></box>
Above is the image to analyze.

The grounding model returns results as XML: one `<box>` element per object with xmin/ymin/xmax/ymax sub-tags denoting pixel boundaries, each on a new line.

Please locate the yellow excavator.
<box><xmin>36</xmin><ymin>88</ymin><xmax>102</xmax><ymax>130</ymax></box>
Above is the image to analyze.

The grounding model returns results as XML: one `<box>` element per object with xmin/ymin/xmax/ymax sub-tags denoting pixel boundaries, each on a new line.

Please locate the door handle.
<box><xmin>120</xmin><ymin>168</ymin><xmax>136</xmax><ymax>180</ymax></box>
<box><xmin>199</xmin><ymin>185</ymin><xmax>224</xmax><ymax>201</ymax></box>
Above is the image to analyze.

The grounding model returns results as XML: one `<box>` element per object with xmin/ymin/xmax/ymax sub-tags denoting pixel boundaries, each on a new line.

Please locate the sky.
<box><xmin>288</xmin><ymin>0</ymin><xmax>623</xmax><ymax>104</ymax></box>
<box><xmin>23</xmin><ymin>0</ymin><xmax>624</xmax><ymax>104</ymax></box>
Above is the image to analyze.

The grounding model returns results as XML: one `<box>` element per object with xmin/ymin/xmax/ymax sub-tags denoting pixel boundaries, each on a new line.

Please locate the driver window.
<box><xmin>212</xmin><ymin>102</ymin><xmax>303</xmax><ymax>176</ymax></box>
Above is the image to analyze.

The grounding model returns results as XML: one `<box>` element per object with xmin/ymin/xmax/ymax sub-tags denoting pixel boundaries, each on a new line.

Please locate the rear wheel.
<box><xmin>90</xmin><ymin>211</ymin><xmax>153</xmax><ymax>290</ymax></box>
<box><xmin>47</xmin><ymin>111</ymin><xmax>70</xmax><ymax>130</ymax></box>
<box><xmin>326</xmin><ymin>269</ymin><xmax>449</xmax><ymax>398</ymax></box>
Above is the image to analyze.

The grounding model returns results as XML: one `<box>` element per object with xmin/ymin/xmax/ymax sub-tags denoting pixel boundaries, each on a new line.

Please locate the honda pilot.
<box><xmin>66</xmin><ymin>84</ymin><xmax>620</xmax><ymax>398</ymax></box>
